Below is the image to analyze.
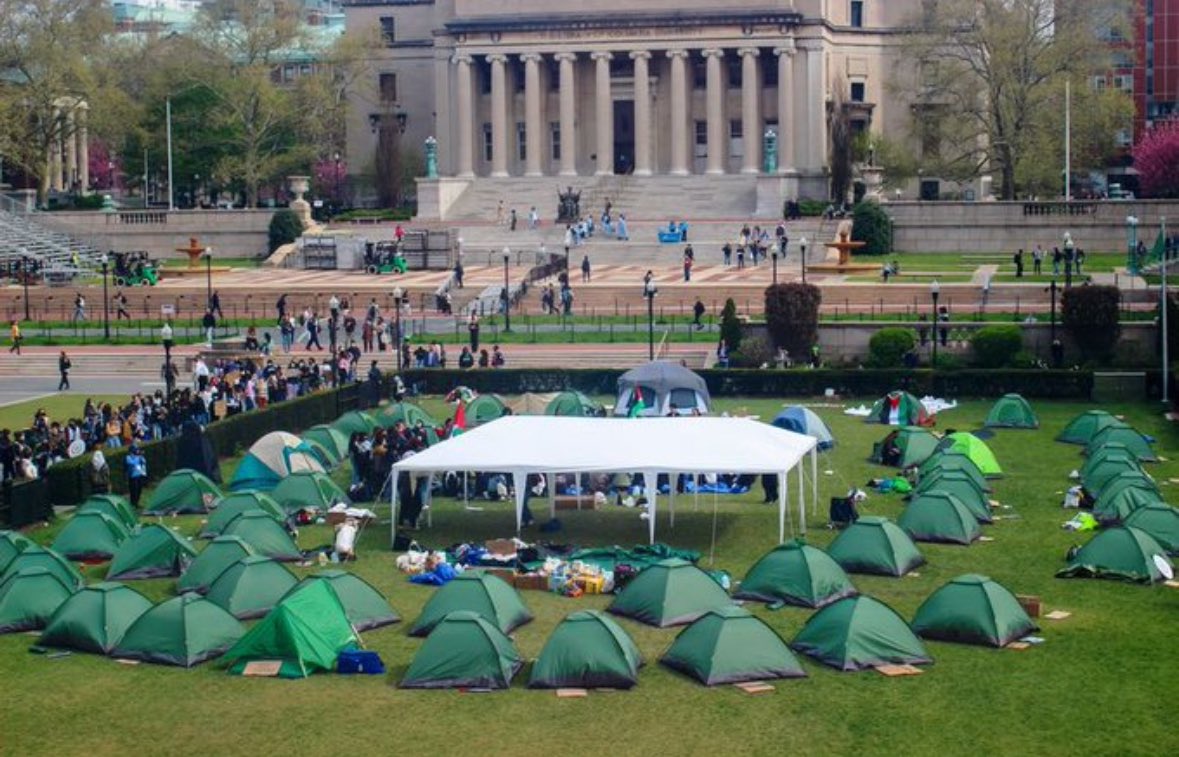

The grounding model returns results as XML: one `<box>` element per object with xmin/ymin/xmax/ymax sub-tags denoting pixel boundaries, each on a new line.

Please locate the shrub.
<box><xmin>868</xmin><ymin>327</ymin><xmax>916</xmax><ymax>368</ymax></box>
<box><xmin>970</xmin><ymin>325</ymin><xmax>1023</xmax><ymax>368</ymax></box>
<box><xmin>1132</xmin><ymin>120</ymin><xmax>1179</xmax><ymax>198</ymax></box>
<box><xmin>719</xmin><ymin>298</ymin><xmax>743</xmax><ymax>354</ymax></box>
<box><xmin>850</xmin><ymin>202</ymin><xmax>893</xmax><ymax>256</ymax></box>
<box><xmin>765</xmin><ymin>283</ymin><xmax>822</xmax><ymax>359</ymax></box>
<box><xmin>268</xmin><ymin>209</ymin><xmax>304</xmax><ymax>253</ymax></box>
<box><xmin>731</xmin><ymin>334</ymin><xmax>774</xmax><ymax>368</ymax></box>
<box><xmin>1062</xmin><ymin>285</ymin><xmax>1121</xmax><ymax>362</ymax></box>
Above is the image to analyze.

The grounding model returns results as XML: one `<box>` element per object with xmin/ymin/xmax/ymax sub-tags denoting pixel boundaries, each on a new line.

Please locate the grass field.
<box><xmin>0</xmin><ymin>394</ymin><xmax>127</xmax><ymax>432</ymax></box>
<box><xmin>2</xmin><ymin>396</ymin><xmax>1178</xmax><ymax>756</ymax></box>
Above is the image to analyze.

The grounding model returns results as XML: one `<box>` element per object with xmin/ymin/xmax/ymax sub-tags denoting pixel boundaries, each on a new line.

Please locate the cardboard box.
<box><xmin>555</xmin><ymin>495</ymin><xmax>598</xmax><ymax>511</ymax></box>
<box><xmin>514</xmin><ymin>573</ymin><xmax>548</xmax><ymax>591</ymax></box>
<box><xmin>1015</xmin><ymin>594</ymin><xmax>1041</xmax><ymax>618</ymax></box>
<box><xmin>575</xmin><ymin>575</ymin><xmax>606</xmax><ymax>594</ymax></box>
<box><xmin>485</xmin><ymin>568</ymin><xmax>515</xmax><ymax>584</ymax></box>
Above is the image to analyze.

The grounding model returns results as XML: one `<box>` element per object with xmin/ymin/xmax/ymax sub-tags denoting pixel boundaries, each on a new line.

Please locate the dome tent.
<box><xmin>3</xmin><ymin>545</ymin><xmax>84</xmax><ymax>589</ymax></box>
<box><xmin>52</xmin><ymin>511</ymin><xmax>130</xmax><ymax>561</ymax></box>
<box><xmin>1081</xmin><ymin>454</ymin><xmax>1143</xmax><ymax>495</ymax></box>
<box><xmin>270</xmin><ymin>471</ymin><xmax>350</xmax><ymax>514</ymax></box>
<box><xmin>614</xmin><ymin>361</ymin><xmax>711</xmax><ymax>417</ymax></box>
<box><xmin>465</xmin><ymin>394</ymin><xmax>508</xmax><ymax>427</ymax></box>
<box><xmin>205</xmin><ymin>556</ymin><xmax>299</xmax><ymax>619</ymax></box>
<box><xmin>866</xmin><ymin>391</ymin><xmax>932</xmax><ymax>426</ymax></box>
<box><xmin>409</xmin><ymin>572</ymin><xmax>532</xmax><ymax>637</ymax></box>
<box><xmin>870</xmin><ymin>427</ymin><xmax>940</xmax><ymax>468</ymax></box>
<box><xmin>106</xmin><ymin>524</ymin><xmax>197</xmax><ymax>580</ymax></box>
<box><xmin>177</xmin><ymin>535</ymin><xmax>258</xmax><ymax>595</ymax></box>
<box><xmin>0</xmin><ymin>567</ymin><xmax>76</xmax><ymax>633</ymax></box>
<box><xmin>772</xmin><ymin>406</ymin><xmax>835</xmax><ymax>450</ymax></box>
<box><xmin>1123</xmin><ymin>504</ymin><xmax>1179</xmax><ymax>554</ymax></box>
<box><xmin>1092</xmin><ymin>473</ymin><xmax>1164</xmax><ymax>525</ymax></box>
<box><xmin>529</xmin><ymin>610</ymin><xmax>642</xmax><ymax>689</ymax></box>
<box><xmin>0</xmin><ymin>530</ymin><xmax>34</xmax><ymax>573</ymax></box>
<box><xmin>200</xmin><ymin>492</ymin><xmax>286</xmax><ymax>538</ymax></box>
<box><xmin>302</xmin><ymin>424</ymin><xmax>351</xmax><ymax>464</ymax></box>
<box><xmin>76</xmin><ymin>494</ymin><xmax>137</xmax><ymax>530</ymax></box>
<box><xmin>331</xmin><ymin>410</ymin><xmax>379</xmax><ymax>438</ymax></box>
<box><xmin>898</xmin><ymin>492</ymin><xmax>983</xmax><ymax>546</ymax></box>
<box><xmin>401</xmin><ymin>611</ymin><xmax>524</xmax><ymax>690</ymax></box>
<box><xmin>935</xmin><ymin>432</ymin><xmax>1003</xmax><ymax>477</ymax></box>
<box><xmin>911</xmin><ymin>471</ymin><xmax>992</xmax><ymax>523</ymax></box>
<box><xmin>660</xmin><ymin>606</ymin><xmax>807</xmax><ymax>686</ymax></box>
<box><xmin>918</xmin><ymin>452</ymin><xmax>990</xmax><ymax>492</ymax></box>
<box><xmin>112</xmin><ymin>593</ymin><xmax>244</xmax><ymax>667</ymax></box>
<box><xmin>1056</xmin><ymin>526</ymin><xmax>1173</xmax><ymax>584</ymax></box>
<box><xmin>1057</xmin><ymin>410</ymin><xmax>1120</xmax><ymax>445</ymax></box>
<box><xmin>283</xmin><ymin>570</ymin><xmax>400</xmax><ymax>632</ymax></box>
<box><xmin>734</xmin><ymin>541</ymin><xmax>857</xmax><ymax>609</ymax></box>
<box><xmin>373</xmin><ymin>401</ymin><xmax>440</xmax><ymax>432</ymax></box>
<box><xmin>912</xmin><ymin>574</ymin><xmax>1037</xmax><ymax>648</ymax></box>
<box><xmin>983</xmin><ymin>394</ymin><xmax>1039</xmax><ymax>429</ymax></box>
<box><xmin>546</xmin><ymin>391</ymin><xmax>604</xmax><ymax>418</ymax></box>
<box><xmin>39</xmin><ymin>582</ymin><xmax>152</xmax><ymax>654</ymax></box>
<box><xmin>791</xmin><ymin>595</ymin><xmax>932</xmax><ymax>672</ymax></box>
<box><xmin>827</xmin><ymin>517</ymin><xmax>925</xmax><ymax>577</ymax></box>
<box><xmin>608</xmin><ymin>558</ymin><xmax>731</xmax><ymax>627</ymax></box>
<box><xmin>229</xmin><ymin>432</ymin><xmax>325</xmax><ymax>492</ymax></box>
<box><xmin>1085</xmin><ymin>424</ymin><xmax>1157</xmax><ymax>462</ymax></box>
<box><xmin>219</xmin><ymin>511</ymin><xmax>302</xmax><ymax>562</ymax></box>
<box><xmin>143</xmin><ymin>469</ymin><xmax>223</xmax><ymax>515</ymax></box>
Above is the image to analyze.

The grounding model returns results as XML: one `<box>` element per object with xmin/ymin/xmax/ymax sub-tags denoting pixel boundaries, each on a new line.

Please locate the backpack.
<box><xmin>828</xmin><ymin>496</ymin><xmax>859</xmax><ymax>529</ymax></box>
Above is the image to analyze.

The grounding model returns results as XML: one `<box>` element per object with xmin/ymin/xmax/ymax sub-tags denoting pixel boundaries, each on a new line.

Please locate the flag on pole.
<box><xmin>628</xmin><ymin>387</ymin><xmax>647</xmax><ymax>418</ymax></box>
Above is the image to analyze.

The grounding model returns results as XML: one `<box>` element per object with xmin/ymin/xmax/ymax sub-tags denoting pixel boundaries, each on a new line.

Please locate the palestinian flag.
<box><xmin>629</xmin><ymin>387</ymin><xmax>647</xmax><ymax>418</ymax></box>
<box><xmin>453</xmin><ymin>402</ymin><xmax>467</xmax><ymax>432</ymax></box>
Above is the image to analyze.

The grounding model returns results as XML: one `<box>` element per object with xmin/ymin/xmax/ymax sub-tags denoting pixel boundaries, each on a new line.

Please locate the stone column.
<box><xmin>774</xmin><ymin>42</ymin><xmax>797</xmax><ymax>174</ymax></box>
<box><xmin>488</xmin><ymin>53</ymin><xmax>509</xmax><ymax>177</ymax></box>
<box><xmin>522</xmin><ymin>53</ymin><xmax>543</xmax><ymax>177</ymax></box>
<box><xmin>50</xmin><ymin>104</ymin><xmax>63</xmax><ymax>192</ymax></box>
<box><xmin>630</xmin><ymin>50</ymin><xmax>652</xmax><ymax>176</ymax></box>
<box><xmin>739</xmin><ymin>47</ymin><xmax>760</xmax><ymax>174</ymax></box>
<box><xmin>591</xmin><ymin>51</ymin><xmax>613</xmax><ymax>176</ymax></box>
<box><xmin>799</xmin><ymin>40</ymin><xmax>826</xmax><ymax>173</ymax></box>
<box><xmin>667</xmin><ymin>49</ymin><xmax>689</xmax><ymax>176</ymax></box>
<box><xmin>453</xmin><ymin>54</ymin><xmax>475</xmax><ymax>177</ymax></box>
<box><xmin>64</xmin><ymin>107</ymin><xmax>77</xmax><ymax>191</ymax></box>
<box><xmin>556</xmin><ymin>52</ymin><xmax>577</xmax><ymax>177</ymax></box>
<box><xmin>76</xmin><ymin>102</ymin><xmax>89</xmax><ymax>192</ymax></box>
<box><xmin>703</xmin><ymin>48</ymin><xmax>725</xmax><ymax>175</ymax></box>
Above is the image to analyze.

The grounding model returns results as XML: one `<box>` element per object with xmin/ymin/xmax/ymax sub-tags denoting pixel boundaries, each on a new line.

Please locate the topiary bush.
<box><xmin>765</xmin><ymin>283</ymin><xmax>822</xmax><ymax>360</ymax></box>
<box><xmin>268</xmin><ymin>209</ymin><xmax>304</xmax><ymax>253</ymax></box>
<box><xmin>970</xmin><ymin>325</ymin><xmax>1023</xmax><ymax>368</ymax></box>
<box><xmin>1062</xmin><ymin>285</ymin><xmax>1121</xmax><ymax>363</ymax></box>
<box><xmin>730</xmin><ymin>334</ymin><xmax>774</xmax><ymax>368</ymax></box>
<box><xmin>850</xmin><ymin>202</ymin><xmax>893</xmax><ymax>256</ymax></box>
<box><xmin>719</xmin><ymin>298</ymin><xmax>743</xmax><ymax>354</ymax></box>
<box><xmin>868</xmin><ymin>327</ymin><xmax>916</xmax><ymax>368</ymax></box>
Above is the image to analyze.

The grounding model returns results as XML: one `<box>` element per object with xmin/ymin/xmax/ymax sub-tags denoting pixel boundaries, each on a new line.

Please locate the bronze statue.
<box><xmin>557</xmin><ymin>185</ymin><xmax>580</xmax><ymax>222</ymax></box>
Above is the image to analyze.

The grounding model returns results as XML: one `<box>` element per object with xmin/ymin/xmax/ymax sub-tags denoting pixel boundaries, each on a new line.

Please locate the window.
<box><xmin>379</xmin><ymin>16</ymin><xmax>395</xmax><ymax>47</ymax></box>
<box><xmin>512</xmin><ymin>60</ymin><xmax>525</xmax><ymax>93</ymax></box>
<box><xmin>762</xmin><ymin>55</ymin><xmax>778</xmax><ymax>87</ymax></box>
<box><xmin>548</xmin><ymin>59</ymin><xmax>560</xmax><ymax>91</ymax></box>
<box><xmin>692</xmin><ymin>58</ymin><xmax>706</xmax><ymax>89</ymax></box>
<box><xmin>668</xmin><ymin>388</ymin><xmax>698</xmax><ymax>413</ymax></box>
<box><xmin>727</xmin><ymin>57</ymin><xmax>742</xmax><ymax>88</ymax></box>
<box><xmin>1115</xmin><ymin>129</ymin><xmax>1132</xmax><ymax>148</ymax></box>
<box><xmin>850</xmin><ymin>1</ymin><xmax>864</xmax><ymax>28</ymax></box>
<box><xmin>517</xmin><ymin>122</ymin><xmax>527</xmax><ymax>161</ymax></box>
<box><xmin>729</xmin><ymin>119</ymin><xmax>743</xmax><ymax>158</ymax></box>
<box><xmin>694</xmin><ymin>120</ymin><xmax>708</xmax><ymax>157</ymax></box>
<box><xmin>550</xmin><ymin>122</ymin><xmax>560</xmax><ymax>161</ymax></box>
<box><xmin>482</xmin><ymin>123</ymin><xmax>493</xmax><ymax>162</ymax></box>
<box><xmin>610</xmin><ymin>58</ymin><xmax>634</xmax><ymax>78</ymax></box>
<box><xmin>479</xmin><ymin>60</ymin><xmax>491</xmax><ymax>94</ymax></box>
<box><xmin>1092</xmin><ymin>75</ymin><xmax>1107</xmax><ymax>91</ymax></box>
<box><xmin>850</xmin><ymin>81</ymin><xmax>866</xmax><ymax>102</ymax></box>
<box><xmin>379</xmin><ymin>73</ymin><xmax>397</xmax><ymax>103</ymax></box>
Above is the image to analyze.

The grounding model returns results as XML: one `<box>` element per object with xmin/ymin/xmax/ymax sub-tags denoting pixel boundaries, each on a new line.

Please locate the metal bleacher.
<box><xmin>0</xmin><ymin>194</ymin><xmax>104</xmax><ymax>283</ymax></box>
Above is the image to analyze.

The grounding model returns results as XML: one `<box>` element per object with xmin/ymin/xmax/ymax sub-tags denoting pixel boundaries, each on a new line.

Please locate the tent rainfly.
<box><xmin>229</xmin><ymin>432</ymin><xmax>324</xmax><ymax>492</ymax></box>
<box><xmin>911</xmin><ymin>574</ymin><xmax>1037</xmax><ymax>647</ymax></box>
<box><xmin>660</xmin><ymin>606</ymin><xmax>807</xmax><ymax>685</ymax></box>
<box><xmin>614</xmin><ymin>361</ymin><xmax>711</xmax><ymax>417</ymax></box>
<box><xmin>112</xmin><ymin>593</ymin><xmax>244</xmax><ymax>667</ymax></box>
<box><xmin>984</xmin><ymin>394</ymin><xmax>1039</xmax><ymax>429</ymax></box>
<box><xmin>0</xmin><ymin>567</ymin><xmax>76</xmax><ymax>633</ymax></box>
<box><xmin>143</xmin><ymin>469</ymin><xmax>222</xmax><ymax>515</ymax></box>
<box><xmin>391</xmin><ymin>416</ymin><xmax>820</xmax><ymax>543</ymax></box>
<box><xmin>0</xmin><ymin>530</ymin><xmax>34</xmax><ymax>574</ymax></box>
<box><xmin>529</xmin><ymin>609</ymin><xmax>643</xmax><ymax>689</ymax></box>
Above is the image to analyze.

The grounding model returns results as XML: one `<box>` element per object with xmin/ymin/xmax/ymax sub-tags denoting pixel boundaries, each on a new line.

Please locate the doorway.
<box><xmin>613</xmin><ymin>100</ymin><xmax>634</xmax><ymax>174</ymax></box>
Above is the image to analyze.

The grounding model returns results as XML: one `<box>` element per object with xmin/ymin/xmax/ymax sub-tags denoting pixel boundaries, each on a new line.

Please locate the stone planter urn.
<box><xmin>288</xmin><ymin>175</ymin><xmax>312</xmax><ymax>229</ymax></box>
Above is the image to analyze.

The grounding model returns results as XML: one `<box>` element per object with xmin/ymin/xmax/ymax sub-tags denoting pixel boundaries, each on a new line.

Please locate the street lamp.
<box><xmin>100</xmin><ymin>254</ymin><xmax>110</xmax><ymax>340</ymax></box>
<box><xmin>204</xmin><ymin>247</ymin><xmax>213</xmax><ymax>312</ymax></box>
<box><xmin>1046</xmin><ymin>277</ymin><xmax>1059</xmax><ymax>363</ymax></box>
<box><xmin>1063</xmin><ymin>232</ymin><xmax>1075</xmax><ymax>288</ymax></box>
<box><xmin>1126</xmin><ymin>215</ymin><xmax>1140</xmax><ymax>276</ymax></box>
<box><xmin>799</xmin><ymin>236</ymin><xmax>808</xmax><ymax>284</ymax></box>
<box><xmin>502</xmin><ymin>248</ymin><xmax>511</xmax><ymax>332</ymax></box>
<box><xmin>21</xmin><ymin>251</ymin><xmax>31</xmax><ymax>321</ymax></box>
<box><xmin>333</xmin><ymin>151</ymin><xmax>342</xmax><ymax>212</ymax></box>
<box><xmin>930</xmin><ymin>279</ymin><xmax>941</xmax><ymax>367</ymax></box>
<box><xmin>161</xmin><ymin>320</ymin><xmax>174</xmax><ymax>406</ymax></box>
<box><xmin>393</xmin><ymin>285</ymin><xmax>404</xmax><ymax>372</ymax></box>
<box><xmin>643</xmin><ymin>277</ymin><xmax>658</xmax><ymax>361</ymax></box>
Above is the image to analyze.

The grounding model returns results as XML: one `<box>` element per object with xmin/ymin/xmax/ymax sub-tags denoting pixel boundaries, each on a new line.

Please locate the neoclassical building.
<box><xmin>344</xmin><ymin>0</ymin><xmax>922</xmax><ymax>212</ymax></box>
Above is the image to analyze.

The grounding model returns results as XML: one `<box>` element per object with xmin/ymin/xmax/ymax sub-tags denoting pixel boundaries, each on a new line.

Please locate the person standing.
<box><xmin>161</xmin><ymin>320</ymin><xmax>173</xmax><ymax>355</ymax></box>
<box><xmin>210</xmin><ymin>289</ymin><xmax>224</xmax><ymax>320</ymax></box>
<box><xmin>329</xmin><ymin>294</ymin><xmax>341</xmax><ymax>320</ymax></box>
<box><xmin>496</xmin><ymin>199</ymin><xmax>505</xmax><ymax>225</ymax></box>
<box><xmin>114</xmin><ymin>290</ymin><xmax>131</xmax><ymax>321</ymax></box>
<box><xmin>72</xmin><ymin>292</ymin><xmax>87</xmax><ymax>323</ymax></box>
<box><xmin>1013</xmin><ymin>248</ymin><xmax>1024</xmax><ymax>278</ymax></box>
<box><xmin>528</xmin><ymin>206</ymin><xmax>539</xmax><ymax>230</ymax></box>
<box><xmin>89</xmin><ymin>450</ymin><xmax>111</xmax><ymax>494</ymax></box>
<box><xmin>8</xmin><ymin>320</ymin><xmax>20</xmax><ymax>355</ymax></box>
<box><xmin>693</xmin><ymin>298</ymin><xmax>705</xmax><ymax>329</ymax></box>
<box><xmin>1033</xmin><ymin>245</ymin><xmax>1044</xmax><ymax>275</ymax></box>
<box><xmin>468</xmin><ymin>313</ymin><xmax>480</xmax><ymax>352</ymax></box>
<box><xmin>276</xmin><ymin>293</ymin><xmax>288</xmax><ymax>321</ymax></box>
<box><xmin>453</xmin><ymin>258</ymin><xmax>465</xmax><ymax>288</ymax></box>
<box><xmin>125</xmin><ymin>444</ymin><xmax>148</xmax><ymax>510</ymax></box>
<box><xmin>581</xmin><ymin>254</ymin><xmax>591</xmax><ymax>283</ymax></box>
<box><xmin>58</xmin><ymin>350</ymin><xmax>71</xmax><ymax>391</ymax></box>
<box><xmin>683</xmin><ymin>250</ymin><xmax>693</xmax><ymax>282</ymax></box>
<box><xmin>202</xmin><ymin>309</ymin><xmax>216</xmax><ymax>347</ymax></box>
<box><xmin>306</xmin><ymin>313</ymin><xmax>323</xmax><ymax>350</ymax></box>
<box><xmin>509</xmin><ymin>208</ymin><xmax>518</xmax><ymax>231</ymax></box>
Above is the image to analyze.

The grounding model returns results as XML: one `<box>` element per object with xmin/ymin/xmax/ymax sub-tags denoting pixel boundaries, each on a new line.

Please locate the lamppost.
<box><xmin>100</xmin><ymin>254</ymin><xmax>110</xmax><ymax>340</ymax></box>
<box><xmin>329</xmin><ymin>311</ymin><xmax>338</xmax><ymax>388</ymax></box>
<box><xmin>771</xmin><ymin>249</ymin><xmax>779</xmax><ymax>286</ymax></box>
<box><xmin>393</xmin><ymin>285</ymin><xmax>403</xmax><ymax>372</ymax></box>
<box><xmin>20</xmin><ymin>251</ymin><xmax>30</xmax><ymax>321</ymax></box>
<box><xmin>1047</xmin><ymin>277</ymin><xmax>1059</xmax><ymax>356</ymax></box>
<box><xmin>799</xmin><ymin>236</ymin><xmax>808</xmax><ymax>284</ymax></box>
<box><xmin>1126</xmin><ymin>215</ymin><xmax>1140</xmax><ymax>276</ymax></box>
<box><xmin>930</xmin><ymin>279</ymin><xmax>941</xmax><ymax>367</ymax></box>
<box><xmin>333</xmin><ymin>151</ymin><xmax>342</xmax><ymax>212</ymax></box>
<box><xmin>1063</xmin><ymin>232</ymin><xmax>1075</xmax><ymax>288</ymax></box>
<box><xmin>204</xmin><ymin>247</ymin><xmax>213</xmax><ymax>311</ymax></box>
<box><xmin>502</xmin><ymin>248</ymin><xmax>511</xmax><ymax>332</ymax></box>
<box><xmin>161</xmin><ymin>320</ymin><xmax>174</xmax><ymax>406</ymax></box>
<box><xmin>643</xmin><ymin>277</ymin><xmax>658</xmax><ymax>361</ymax></box>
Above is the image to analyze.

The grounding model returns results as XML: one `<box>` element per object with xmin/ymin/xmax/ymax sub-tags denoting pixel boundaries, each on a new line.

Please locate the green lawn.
<box><xmin>0</xmin><ymin>394</ymin><xmax>127</xmax><ymax>431</ymax></box>
<box><xmin>3</xmin><ymin>396</ymin><xmax>1179</xmax><ymax>755</ymax></box>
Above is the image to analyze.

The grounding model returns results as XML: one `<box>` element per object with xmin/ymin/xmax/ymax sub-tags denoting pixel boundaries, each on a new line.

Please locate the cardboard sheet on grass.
<box><xmin>391</xmin><ymin>416</ymin><xmax>819</xmax><ymax>544</ymax></box>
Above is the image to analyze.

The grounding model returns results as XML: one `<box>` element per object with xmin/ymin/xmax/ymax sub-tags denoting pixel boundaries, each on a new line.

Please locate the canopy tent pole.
<box><xmin>669</xmin><ymin>473</ymin><xmax>676</xmax><ymax>529</ymax></box>
<box><xmin>777</xmin><ymin>471</ymin><xmax>787</xmax><ymax>543</ymax></box>
<box><xmin>424</xmin><ymin>472</ymin><xmax>436</xmax><ymax>528</ymax></box>
<box><xmin>797</xmin><ymin>461</ymin><xmax>806</xmax><ymax>534</ymax></box>
<box><xmin>390</xmin><ymin>469</ymin><xmax>399</xmax><ymax>542</ymax></box>
<box><xmin>548</xmin><ymin>473</ymin><xmax>557</xmax><ymax>521</ymax></box>
<box><xmin>463</xmin><ymin>471</ymin><xmax>468</xmax><ymax>506</ymax></box>
<box><xmin>708</xmin><ymin>490</ymin><xmax>719</xmax><ymax>565</ymax></box>
<box><xmin>645</xmin><ymin>469</ymin><xmax>657</xmax><ymax>545</ymax></box>
<box><xmin>811</xmin><ymin>448</ymin><xmax>819</xmax><ymax>517</ymax></box>
<box><xmin>511</xmin><ymin>471</ymin><xmax>526</xmax><ymax>536</ymax></box>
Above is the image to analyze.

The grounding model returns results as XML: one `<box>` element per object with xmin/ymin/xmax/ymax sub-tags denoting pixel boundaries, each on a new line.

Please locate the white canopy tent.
<box><xmin>390</xmin><ymin>416</ymin><xmax>819</xmax><ymax>545</ymax></box>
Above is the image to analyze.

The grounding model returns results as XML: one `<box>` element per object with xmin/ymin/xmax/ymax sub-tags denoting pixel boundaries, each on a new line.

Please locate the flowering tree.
<box><xmin>312</xmin><ymin>156</ymin><xmax>347</xmax><ymax>204</ymax></box>
<box><xmin>1133</xmin><ymin>121</ymin><xmax>1179</xmax><ymax>198</ymax></box>
<box><xmin>87</xmin><ymin>140</ymin><xmax>119</xmax><ymax>190</ymax></box>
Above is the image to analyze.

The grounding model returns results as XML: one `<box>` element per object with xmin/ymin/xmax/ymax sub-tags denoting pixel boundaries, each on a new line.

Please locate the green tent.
<box><xmin>270</xmin><ymin>471</ymin><xmax>350</xmax><ymax>514</ymax></box>
<box><xmin>1093</xmin><ymin>474</ymin><xmax>1164</xmax><ymax>524</ymax></box>
<box><xmin>1085</xmin><ymin>424</ymin><xmax>1157</xmax><ymax>462</ymax></box>
<box><xmin>401</xmin><ymin>610</ymin><xmax>523</xmax><ymax>690</ymax></box>
<box><xmin>143</xmin><ymin>469</ymin><xmax>223</xmax><ymax>515</ymax></box>
<box><xmin>912</xmin><ymin>471</ymin><xmax>993</xmax><ymax>523</ymax></box>
<box><xmin>222</xmin><ymin>580</ymin><xmax>358</xmax><ymax>678</ymax></box>
<box><xmin>205</xmin><ymin>556</ymin><xmax>299</xmax><ymax>619</ymax></box>
<box><xmin>870</xmin><ymin>427</ymin><xmax>940</xmax><ymax>468</ymax></box>
<box><xmin>283</xmin><ymin>570</ymin><xmax>400</xmax><ymax>631</ymax></box>
<box><xmin>76</xmin><ymin>494</ymin><xmax>137</xmax><ymax>530</ymax></box>
<box><xmin>466</xmin><ymin>394</ymin><xmax>507</xmax><ymax>427</ymax></box>
<box><xmin>331</xmin><ymin>410</ymin><xmax>378</xmax><ymax>437</ymax></box>
<box><xmin>1081</xmin><ymin>454</ymin><xmax>1143</xmax><ymax>495</ymax></box>
<box><xmin>984</xmin><ymin>394</ymin><xmax>1039</xmax><ymax>429</ymax></box>
<box><xmin>911</xmin><ymin>574</ymin><xmax>1038</xmax><ymax>647</ymax></box>
<box><xmin>918</xmin><ymin>452</ymin><xmax>991</xmax><ymax>491</ymax></box>
<box><xmin>52</xmin><ymin>511</ymin><xmax>130</xmax><ymax>561</ymax></box>
<box><xmin>409</xmin><ymin>572</ymin><xmax>533</xmax><ymax>637</ymax></box>
<box><xmin>866</xmin><ymin>391</ymin><xmax>932</xmax><ymax>426</ymax></box>
<box><xmin>899</xmin><ymin>492</ymin><xmax>982</xmax><ymax>546</ymax></box>
<box><xmin>1123</xmin><ymin>504</ymin><xmax>1179</xmax><ymax>554</ymax></box>
<box><xmin>734</xmin><ymin>541</ymin><xmax>858</xmax><ymax>609</ymax></box>
<box><xmin>372</xmin><ymin>402</ymin><xmax>440</xmax><ymax>444</ymax></box>
<box><xmin>1057</xmin><ymin>526</ymin><xmax>1173</xmax><ymax>584</ymax></box>
<box><xmin>608</xmin><ymin>558</ymin><xmax>732</xmax><ymax>628</ymax></box>
<box><xmin>935</xmin><ymin>432</ymin><xmax>1002</xmax><ymax>477</ymax></box>
<box><xmin>529</xmin><ymin>609</ymin><xmax>643</xmax><ymax>689</ymax></box>
<box><xmin>1057</xmin><ymin>410</ymin><xmax>1120</xmax><ymax>445</ymax></box>
<box><xmin>790</xmin><ymin>595</ymin><xmax>932</xmax><ymax>671</ymax></box>
<box><xmin>2</xmin><ymin>545</ymin><xmax>84</xmax><ymax>589</ymax></box>
<box><xmin>106</xmin><ymin>524</ymin><xmax>198</xmax><ymax>580</ymax></box>
<box><xmin>39</xmin><ymin>582</ymin><xmax>152</xmax><ymax>654</ymax></box>
<box><xmin>0</xmin><ymin>530</ymin><xmax>34</xmax><ymax>574</ymax></box>
<box><xmin>177</xmin><ymin>535</ymin><xmax>258</xmax><ymax>594</ymax></box>
<box><xmin>220</xmin><ymin>511</ymin><xmax>302</xmax><ymax>562</ymax></box>
<box><xmin>229</xmin><ymin>431</ymin><xmax>325</xmax><ymax>492</ymax></box>
<box><xmin>302</xmin><ymin>424</ymin><xmax>350</xmax><ymax>463</ymax></box>
<box><xmin>112</xmin><ymin>593</ymin><xmax>244</xmax><ymax>667</ymax></box>
<box><xmin>201</xmin><ymin>492</ymin><xmax>286</xmax><ymax>538</ymax></box>
<box><xmin>545</xmin><ymin>391</ymin><xmax>604</xmax><ymax>417</ymax></box>
<box><xmin>827</xmin><ymin>517</ymin><xmax>926</xmax><ymax>577</ymax></box>
<box><xmin>0</xmin><ymin>567</ymin><xmax>76</xmax><ymax>633</ymax></box>
<box><xmin>660</xmin><ymin>606</ymin><xmax>806</xmax><ymax>686</ymax></box>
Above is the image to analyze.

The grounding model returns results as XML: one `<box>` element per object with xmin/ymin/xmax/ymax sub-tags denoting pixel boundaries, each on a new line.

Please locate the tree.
<box><xmin>765</xmin><ymin>283</ymin><xmax>822</xmax><ymax>359</ymax></box>
<box><xmin>899</xmin><ymin>0</ymin><xmax>1132</xmax><ymax>199</ymax></box>
<box><xmin>1062</xmin><ymin>284</ymin><xmax>1121</xmax><ymax>362</ymax></box>
<box><xmin>1133</xmin><ymin>121</ymin><xmax>1179</xmax><ymax>198</ymax></box>
<box><xmin>719</xmin><ymin>298</ymin><xmax>743</xmax><ymax>355</ymax></box>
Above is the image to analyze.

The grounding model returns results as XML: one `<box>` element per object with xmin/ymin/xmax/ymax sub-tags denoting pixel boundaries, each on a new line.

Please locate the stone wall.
<box><xmin>39</xmin><ymin>209</ymin><xmax>276</xmax><ymax>259</ymax></box>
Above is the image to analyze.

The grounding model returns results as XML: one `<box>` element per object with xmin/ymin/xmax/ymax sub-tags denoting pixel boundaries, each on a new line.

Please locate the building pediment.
<box><xmin>444</xmin><ymin>9</ymin><xmax>802</xmax><ymax>37</ymax></box>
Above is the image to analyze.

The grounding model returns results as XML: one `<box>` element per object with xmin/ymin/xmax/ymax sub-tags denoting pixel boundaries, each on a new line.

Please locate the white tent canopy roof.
<box><xmin>391</xmin><ymin>416</ymin><xmax>819</xmax><ymax>544</ymax></box>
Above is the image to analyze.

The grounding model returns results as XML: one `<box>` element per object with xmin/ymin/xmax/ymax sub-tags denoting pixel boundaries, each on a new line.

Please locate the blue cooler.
<box><xmin>337</xmin><ymin>649</ymin><xmax>385</xmax><ymax>675</ymax></box>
